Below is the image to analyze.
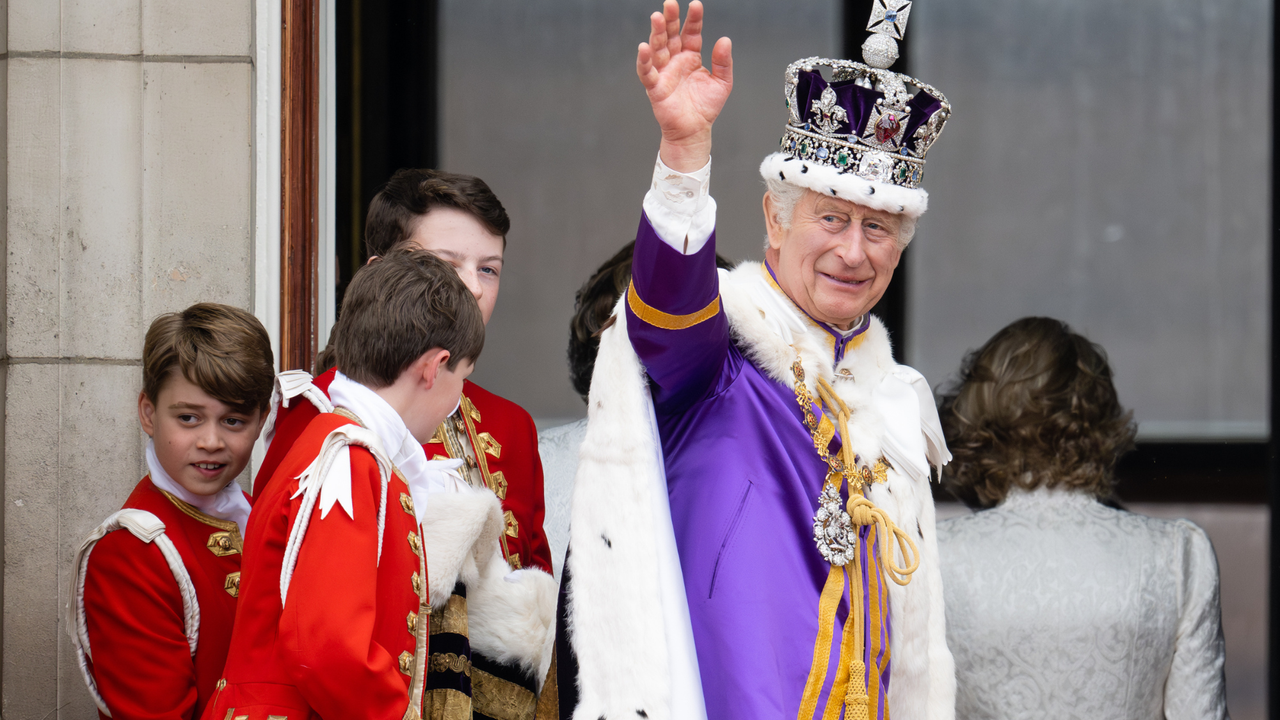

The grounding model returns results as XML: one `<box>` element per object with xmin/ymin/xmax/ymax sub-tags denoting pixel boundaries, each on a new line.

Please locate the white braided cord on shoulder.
<box><xmin>66</xmin><ymin>509</ymin><xmax>200</xmax><ymax>718</ymax></box>
<box><xmin>262</xmin><ymin>370</ymin><xmax>336</xmax><ymax>446</ymax></box>
<box><xmin>279</xmin><ymin>424</ymin><xmax>393</xmax><ymax>607</ymax></box>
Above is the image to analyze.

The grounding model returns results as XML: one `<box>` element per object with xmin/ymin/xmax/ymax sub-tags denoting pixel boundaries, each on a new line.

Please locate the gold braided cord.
<box><xmin>847</xmin><ymin>496</ymin><xmax>919</xmax><ymax>586</ymax></box>
<box><xmin>792</xmin><ymin>355</ymin><xmax>921</xmax><ymax>720</ymax></box>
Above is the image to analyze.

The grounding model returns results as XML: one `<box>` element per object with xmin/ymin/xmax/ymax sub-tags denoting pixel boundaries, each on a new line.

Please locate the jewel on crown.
<box><xmin>776</xmin><ymin>0</ymin><xmax>951</xmax><ymax>191</ymax></box>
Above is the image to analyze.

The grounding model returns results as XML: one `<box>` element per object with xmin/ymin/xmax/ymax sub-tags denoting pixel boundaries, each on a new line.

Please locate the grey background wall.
<box><xmin>2</xmin><ymin>1</ymin><xmax>256</xmax><ymax>716</ymax></box>
<box><xmin>440</xmin><ymin>0</ymin><xmax>840</xmax><ymax>423</ymax></box>
<box><xmin>909</xmin><ymin>0</ymin><xmax>1271</xmax><ymax>440</ymax></box>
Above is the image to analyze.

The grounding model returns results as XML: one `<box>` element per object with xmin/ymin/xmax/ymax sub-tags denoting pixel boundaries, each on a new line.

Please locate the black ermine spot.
<box><xmin>779</xmin><ymin>171</ymin><xmax>786</xmax><ymax>180</ymax></box>
<box><xmin>602</xmin><ymin>534</ymin><xmax>612</xmax><ymax>548</ymax></box>
<box><xmin>801</xmin><ymin>165</ymin><xmax>809</xmax><ymax>173</ymax></box>
<box><xmin>637</xmin><ymin>711</ymin><xmax>649</xmax><ymax>718</ymax></box>
<box><xmin>867</xmin><ymin>187</ymin><xmax>875</xmax><ymax>195</ymax></box>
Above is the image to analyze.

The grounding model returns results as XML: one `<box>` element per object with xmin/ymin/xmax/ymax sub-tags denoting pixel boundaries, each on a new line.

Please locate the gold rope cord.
<box><xmin>792</xmin><ymin>361</ymin><xmax>921</xmax><ymax>720</ymax></box>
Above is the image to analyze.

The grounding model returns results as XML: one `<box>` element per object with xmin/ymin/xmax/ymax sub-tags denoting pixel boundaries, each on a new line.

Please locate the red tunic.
<box><xmin>257</xmin><ymin>369</ymin><xmax>552</xmax><ymax>573</ymax></box>
<box><xmin>204</xmin><ymin>412</ymin><xmax>428</xmax><ymax>720</ymax></box>
<box><xmin>82</xmin><ymin>477</ymin><xmax>246</xmax><ymax>720</ymax></box>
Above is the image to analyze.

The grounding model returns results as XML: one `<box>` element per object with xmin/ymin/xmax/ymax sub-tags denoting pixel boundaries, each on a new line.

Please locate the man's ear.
<box><xmin>417</xmin><ymin>348</ymin><xmax>452</xmax><ymax>390</ymax></box>
<box><xmin>138</xmin><ymin>391</ymin><xmax>157</xmax><ymax>437</ymax></box>
<box><xmin>762</xmin><ymin>192</ymin><xmax>784</xmax><ymax>251</ymax></box>
<box><xmin>365</xmin><ymin>255</ymin><xmax>379</xmax><ymax>266</ymax></box>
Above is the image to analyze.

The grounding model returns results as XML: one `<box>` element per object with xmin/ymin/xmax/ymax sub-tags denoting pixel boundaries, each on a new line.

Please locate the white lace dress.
<box><xmin>937</xmin><ymin>487</ymin><xmax>1228</xmax><ymax>720</ymax></box>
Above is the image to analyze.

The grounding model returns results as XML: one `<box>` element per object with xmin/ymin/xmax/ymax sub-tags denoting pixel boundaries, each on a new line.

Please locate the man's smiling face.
<box><xmin>764</xmin><ymin>189</ymin><xmax>903</xmax><ymax>330</ymax></box>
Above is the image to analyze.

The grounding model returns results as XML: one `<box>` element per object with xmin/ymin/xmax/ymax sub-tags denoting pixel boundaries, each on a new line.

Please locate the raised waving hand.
<box><xmin>637</xmin><ymin>0</ymin><xmax>733</xmax><ymax>172</ymax></box>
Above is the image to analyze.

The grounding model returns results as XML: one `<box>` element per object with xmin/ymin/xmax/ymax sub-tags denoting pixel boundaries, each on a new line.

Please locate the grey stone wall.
<box><xmin>2</xmin><ymin>1</ymin><xmax>256</xmax><ymax>717</ymax></box>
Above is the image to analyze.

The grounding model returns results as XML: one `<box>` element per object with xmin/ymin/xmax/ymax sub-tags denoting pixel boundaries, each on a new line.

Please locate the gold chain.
<box><xmin>790</xmin><ymin>357</ymin><xmax>887</xmax><ymax>492</ymax></box>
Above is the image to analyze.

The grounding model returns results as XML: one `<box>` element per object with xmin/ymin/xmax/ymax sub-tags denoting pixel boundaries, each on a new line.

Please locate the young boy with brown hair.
<box><xmin>203</xmin><ymin>249</ymin><xmax>512</xmax><ymax>719</ymax></box>
<box><xmin>261</xmin><ymin>168</ymin><xmax>552</xmax><ymax>577</ymax></box>
<box><xmin>68</xmin><ymin>303</ymin><xmax>275</xmax><ymax>720</ymax></box>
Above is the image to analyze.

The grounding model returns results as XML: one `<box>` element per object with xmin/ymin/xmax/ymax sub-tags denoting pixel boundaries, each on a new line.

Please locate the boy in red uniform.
<box><xmin>205</xmin><ymin>249</ymin><xmax>510</xmax><ymax>719</ymax></box>
<box><xmin>68</xmin><ymin>303</ymin><xmax>275</xmax><ymax>719</ymax></box>
<box><xmin>258</xmin><ymin>169</ymin><xmax>551</xmax><ymax>575</ymax></box>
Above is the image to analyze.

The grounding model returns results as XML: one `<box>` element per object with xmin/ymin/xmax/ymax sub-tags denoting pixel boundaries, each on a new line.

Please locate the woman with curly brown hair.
<box><xmin>936</xmin><ymin>316</ymin><xmax>1228</xmax><ymax>720</ymax></box>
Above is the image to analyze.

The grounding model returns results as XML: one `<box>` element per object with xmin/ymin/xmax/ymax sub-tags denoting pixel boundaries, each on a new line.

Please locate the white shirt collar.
<box><xmin>328</xmin><ymin>371</ymin><xmax>463</xmax><ymax>524</ymax></box>
<box><xmin>146</xmin><ymin>439</ymin><xmax>253</xmax><ymax>538</ymax></box>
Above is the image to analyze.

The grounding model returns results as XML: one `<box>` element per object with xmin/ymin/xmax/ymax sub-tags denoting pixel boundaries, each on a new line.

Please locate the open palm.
<box><xmin>637</xmin><ymin>1</ymin><xmax>733</xmax><ymax>167</ymax></box>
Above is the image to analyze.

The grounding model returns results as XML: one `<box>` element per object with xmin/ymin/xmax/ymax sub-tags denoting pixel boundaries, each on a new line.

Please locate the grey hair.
<box><xmin>762</xmin><ymin>177</ymin><xmax>916</xmax><ymax>250</ymax></box>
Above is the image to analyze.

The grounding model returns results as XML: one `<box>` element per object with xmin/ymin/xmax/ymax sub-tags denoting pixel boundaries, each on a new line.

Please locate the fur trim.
<box><xmin>423</xmin><ymin>488</ymin><xmax>557</xmax><ymax>684</ymax></box>
<box><xmin>466</xmin><ymin>553</ymin><xmax>558</xmax><ymax>684</ymax></box>
<box><xmin>760</xmin><ymin>152</ymin><xmax>928</xmax><ymax>220</ymax></box>
<box><xmin>420</xmin><ymin>489</ymin><xmax>505</xmax><ymax>609</ymax></box>
<box><xmin>567</xmin><ymin>291</ymin><xmax>695</xmax><ymax>720</ymax></box>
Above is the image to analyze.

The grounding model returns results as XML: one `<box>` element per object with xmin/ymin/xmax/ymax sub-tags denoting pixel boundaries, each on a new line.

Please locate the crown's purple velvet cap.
<box><xmin>795</xmin><ymin>70</ymin><xmax>943</xmax><ymax>155</ymax></box>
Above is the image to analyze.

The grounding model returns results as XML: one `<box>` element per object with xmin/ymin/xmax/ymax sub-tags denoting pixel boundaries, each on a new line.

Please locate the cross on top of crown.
<box><xmin>866</xmin><ymin>0</ymin><xmax>912</xmax><ymax>41</ymax></box>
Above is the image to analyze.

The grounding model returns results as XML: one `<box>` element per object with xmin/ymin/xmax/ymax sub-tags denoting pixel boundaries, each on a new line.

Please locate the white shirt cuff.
<box><xmin>641</xmin><ymin>154</ymin><xmax>717</xmax><ymax>255</ymax></box>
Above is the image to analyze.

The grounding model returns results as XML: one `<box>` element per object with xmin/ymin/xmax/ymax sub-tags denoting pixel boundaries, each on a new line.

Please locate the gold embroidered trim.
<box><xmin>408</xmin><ymin>531</ymin><xmax>422</xmax><ymax>556</ymax></box>
<box><xmin>458</xmin><ymin>394</ymin><xmax>515</xmax><ymax>564</ymax></box>
<box><xmin>399</xmin><ymin>650</ymin><xmax>414</xmax><ymax>675</ymax></box>
<box><xmin>412</xmin><ymin>571</ymin><xmax>422</xmax><ymax>596</ymax></box>
<box><xmin>206</xmin><ymin>531</ymin><xmax>240</xmax><ymax>557</ymax></box>
<box><xmin>157</xmin><ymin>489</ymin><xmax>241</xmax><ymax>535</ymax></box>
<box><xmin>490</xmin><ymin>471</ymin><xmax>508</xmax><ymax>500</ymax></box>
<box><xmin>472</xmin><ymin>667</ymin><xmax>537</xmax><ymax>720</ymax></box>
<box><xmin>437</xmin><ymin>407</ymin><xmax>485</xmax><ymax>489</ymax></box>
<box><xmin>332</xmin><ymin>407</ymin><xmax>362</xmax><ymax>424</ymax></box>
<box><xmin>407</xmin><ymin>610</ymin><xmax>418</xmax><ymax>635</ymax></box>
<box><xmin>405</xmin><ymin>546</ymin><xmax>431</xmax><ymax>718</ymax></box>
<box><xmin>535</xmin><ymin>646</ymin><xmax>559</xmax><ymax>720</ymax></box>
<box><xmin>400</xmin><ymin>492</ymin><xmax>416</xmax><ymax>517</ymax></box>
<box><xmin>428</xmin><ymin>652</ymin><xmax>473</xmax><ymax>676</ymax></box>
<box><xmin>224</xmin><ymin>572</ymin><xmax>241</xmax><ymax>597</ymax></box>
<box><xmin>424</xmin><ymin>687</ymin><xmax>472</xmax><ymax>720</ymax></box>
<box><xmin>503</xmin><ymin>510</ymin><xmax>520</xmax><ymax>539</ymax></box>
<box><xmin>428</xmin><ymin>424</ymin><xmax>447</xmax><ymax>445</ymax></box>
<box><xmin>429</xmin><ymin>594</ymin><xmax>470</xmax><ymax>636</ymax></box>
<box><xmin>627</xmin><ymin>279</ymin><xmax>720</xmax><ymax>330</ymax></box>
<box><xmin>476</xmin><ymin>432</ymin><xmax>502</xmax><ymax>459</ymax></box>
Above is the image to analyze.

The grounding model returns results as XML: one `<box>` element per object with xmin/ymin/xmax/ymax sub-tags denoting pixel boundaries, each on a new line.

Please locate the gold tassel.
<box><xmin>844</xmin><ymin>660</ymin><xmax>870</xmax><ymax>720</ymax></box>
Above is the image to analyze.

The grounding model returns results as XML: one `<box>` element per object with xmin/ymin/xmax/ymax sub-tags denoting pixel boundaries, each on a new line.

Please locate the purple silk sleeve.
<box><xmin>626</xmin><ymin>211</ymin><xmax>730</xmax><ymax>414</ymax></box>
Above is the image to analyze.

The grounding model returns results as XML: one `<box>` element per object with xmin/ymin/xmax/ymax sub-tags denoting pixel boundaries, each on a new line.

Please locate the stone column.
<box><xmin>2</xmin><ymin>2</ymin><xmax>257</xmax><ymax>716</ymax></box>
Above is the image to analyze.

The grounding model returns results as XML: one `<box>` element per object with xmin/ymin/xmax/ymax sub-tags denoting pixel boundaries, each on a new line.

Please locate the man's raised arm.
<box><xmin>626</xmin><ymin>1</ymin><xmax>735</xmax><ymax>410</ymax></box>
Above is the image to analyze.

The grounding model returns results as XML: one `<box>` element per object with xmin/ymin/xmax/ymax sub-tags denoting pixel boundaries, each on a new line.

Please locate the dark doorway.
<box><xmin>335</xmin><ymin>0</ymin><xmax>440</xmax><ymax>312</ymax></box>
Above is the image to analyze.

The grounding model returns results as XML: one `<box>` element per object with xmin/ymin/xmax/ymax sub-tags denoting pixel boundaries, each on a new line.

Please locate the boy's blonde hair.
<box><xmin>142</xmin><ymin>303</ymin><xmax>275</xmax><ymax>414</ymax></box>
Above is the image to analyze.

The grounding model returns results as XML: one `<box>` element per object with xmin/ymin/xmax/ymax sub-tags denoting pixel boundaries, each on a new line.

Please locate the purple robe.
<box><xmin>627</xmin><ymin>212</ymin><xmax>891</xmax><ymax>719</ymax></box>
